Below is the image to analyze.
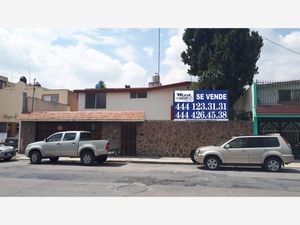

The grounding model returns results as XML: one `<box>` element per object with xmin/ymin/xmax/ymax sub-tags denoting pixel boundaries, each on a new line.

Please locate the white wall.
<box><xmin>233</xmin><ymin>86</ymin><xmax>253</xmax><ymax>112</ymax></box>
<box><xmin>78</xmin><ymin>86</ymin><xmax>189</xmax><ymax>120</ymax></box>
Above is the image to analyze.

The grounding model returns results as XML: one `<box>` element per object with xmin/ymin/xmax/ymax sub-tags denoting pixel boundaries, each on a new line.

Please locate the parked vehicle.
<box><xmin>193</xmin><ymin>134</ymin><xmax>294</xmax><ymax>172</ymax></box>
<box><xmin>25</xmin><ymin>131</ymin><xmax>110</xmax><ymax>166</ymax></box>
<box><xmin>0</xmin><ymin>144</ymin><xmax>17</xmax><ymax>161</ymax></box>
<box><xmin>4</xmin><ymin>137</ymin><xmax>18</xmax><ymax>152</ymax></box>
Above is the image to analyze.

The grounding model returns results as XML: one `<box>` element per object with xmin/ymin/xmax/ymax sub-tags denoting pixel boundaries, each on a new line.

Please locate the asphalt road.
<box><xmin>1</xmin><ymin>158</ymin><xmax>300</xmax><ymax>196</ymax></box>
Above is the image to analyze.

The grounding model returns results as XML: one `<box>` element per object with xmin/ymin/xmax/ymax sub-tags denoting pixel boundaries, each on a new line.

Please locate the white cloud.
<box><xmin>0</xmin><ymin>28</ymin><xmax>147</xmax><ymax>90</ymax></box>
<box><xmin>115</xmin><ymin>45</ymin><xmax>137</xmax><ymax>61</ymax></box>
<box><xmin>114</xmin><ymin>61</ymin><xmax>147</xmax><ymax>87</ymax></box>
<box><xmin>161</xmin><ymin>29</ymin><xmax>191</xmax><ymax>84</ymax></box>
<box><xmin>143</xmin><ymin>47</ymin><xmax>154</xmax><ymax>57</ymax></box>
<box><xmin>255</xmin><ymin>29</ymin><xmax>300</xmax><ymax>81</ymax></box>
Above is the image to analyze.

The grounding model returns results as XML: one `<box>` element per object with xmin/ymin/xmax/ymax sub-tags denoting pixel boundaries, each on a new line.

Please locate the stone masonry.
<box><xmin>136</xmin><ymin>121</ymin><xmax>253</xmax><ymax>157</ymax></box>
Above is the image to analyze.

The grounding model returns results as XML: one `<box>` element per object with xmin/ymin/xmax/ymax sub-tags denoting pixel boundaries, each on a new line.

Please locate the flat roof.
<box><xmin>73</xmin><ymin>81</ymin><xmax>191</xmax><ymax>94</ymax></box>
<box><xmin>17</xmin><ymin>111</ymin><xmax>145</xmax><ymax>122</ymax></box>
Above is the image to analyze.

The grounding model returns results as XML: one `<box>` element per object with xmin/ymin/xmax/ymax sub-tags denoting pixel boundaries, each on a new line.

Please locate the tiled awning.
<box><xmin>256</xmin><ymin>105</ymin><xmax>300</xmax><ymax>114</ymax></box>
<box><xmin>17</xmin><ymin>111</ymin><xmax>145</xmax><ymax>122</ymax></box>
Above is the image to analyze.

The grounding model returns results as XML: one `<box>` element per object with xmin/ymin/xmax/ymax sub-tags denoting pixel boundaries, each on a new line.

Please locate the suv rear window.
<box><xmin>246</xmin><ymin>137</ymin><xmax>280</xmax><ymax>148</ymax></box>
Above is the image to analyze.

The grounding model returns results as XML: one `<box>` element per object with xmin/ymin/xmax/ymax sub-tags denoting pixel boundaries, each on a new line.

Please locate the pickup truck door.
<box><xmin>60</xmin><ymin>132</ymin><xmax>78</xmax><ymax>157</ymax></box>
<box><xmin>43</xmin><ymin>133</ymin><xmax>63</xmax><ymax>157</ymax></box>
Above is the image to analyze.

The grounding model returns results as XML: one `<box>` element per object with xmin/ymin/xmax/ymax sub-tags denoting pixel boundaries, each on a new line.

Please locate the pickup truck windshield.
<box><xmin>79</xmin><ymin>132</ymin><xmax>92</xmax><ymax>141</ymax></box>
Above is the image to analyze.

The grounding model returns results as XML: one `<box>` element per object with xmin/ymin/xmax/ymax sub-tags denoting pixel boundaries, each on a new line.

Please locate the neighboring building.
<box><xmin>0</xmin><ymin>75</ymin><xmax>15</xmax><ymax>89</ymax></box>
<box><xmin>0</xmin><ymin>76</ymin><xmax>77</xmax><ymax>142</ymax></box>
<box><xmin>254</xmin><ymin>80</ymin><xmax>300</xmax><ymax>158</ymax></box>
<box><xmin>75</xmin><ymin>81</ymin><xmax>191</xmax><ymax>120</ymax></box>
<box><xmin>233</xmin><ymin>79</ymin><xmax>300</xmax><ymax>158</ymax></box>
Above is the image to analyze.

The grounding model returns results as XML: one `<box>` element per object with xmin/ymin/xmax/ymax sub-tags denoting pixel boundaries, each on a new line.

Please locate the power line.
<box><xmin>262</xmin><ymin>36</ymin><xmax>300</xmax><ymax>56</ymax></box>
<box><xmin>0</xmin><ymin>58</ymin><xmax>23</xmax><ymax>74</ymax></box>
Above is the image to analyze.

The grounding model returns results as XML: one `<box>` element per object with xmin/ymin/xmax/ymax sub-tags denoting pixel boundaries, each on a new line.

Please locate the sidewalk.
<box><xmin>14</xmin><ymin>154</ymin><xmax>300</xmax><ymax>168</ymax></box>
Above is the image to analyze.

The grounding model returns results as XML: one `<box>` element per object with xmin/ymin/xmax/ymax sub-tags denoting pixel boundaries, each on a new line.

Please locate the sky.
<box><xmin>0</xmin><ymin>28</ymin><xmax>300</xmax><ymax>90</ymax></box>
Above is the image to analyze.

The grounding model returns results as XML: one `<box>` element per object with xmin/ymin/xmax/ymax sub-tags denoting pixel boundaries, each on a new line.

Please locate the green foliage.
<box><xmin>181</xmin><ymin>29</ymin><xmax>263</xmax><ymax>115</ymax></box>
<box><xmin>96</xmin><ymin>80</ymin><xmax>106</xmax><ymax>89</ymax></box>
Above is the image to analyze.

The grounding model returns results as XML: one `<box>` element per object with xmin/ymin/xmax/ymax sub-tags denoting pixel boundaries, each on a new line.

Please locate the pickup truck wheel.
<box><xmin>96</xmin><ymin>155</ymin><xmax>108</xmax><ymax>164</ymax></box>
<box><xmin>30</xmin><ymin>150</ymin><xmax>42</xmax><ymax>164</ymax></box>
<box><xmin>80</xmin><ymin>151</ymin><xmax>95</xmax><ymax>166</ymax></box>
<box><xmin>49</xmin><ymin>157</ymin><xmax>59</xmax><ymax>163</ymax></box>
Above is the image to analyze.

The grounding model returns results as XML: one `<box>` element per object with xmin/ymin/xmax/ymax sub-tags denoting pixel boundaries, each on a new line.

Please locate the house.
<box><xmin>0</xmin><ymin>76</ymin><xmax>77</xmax><ymax>143</ymax></box>
<box><xmin>17</xmin><ymin>81</ymin><xmax>191</xmax><ymax>154</ymax></box>
<box><xmin>235</xmin><ymin>80</ymin><xmax>300</xmax><ymax>158</ymax></box>
<box><xmin>74</xmin><ymin>81</ymin><xmax>191</xmax><ymax>120</ymax></box>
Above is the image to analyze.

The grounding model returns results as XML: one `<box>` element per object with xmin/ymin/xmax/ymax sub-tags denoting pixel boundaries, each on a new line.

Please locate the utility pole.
<box><xmin>158</xmin><ymin>28</ymin><xmax>160</xmax><ymax>76</ymax></box>
<box><xmin>31</xmin><ymin>78</ymin><xmax>36</xmax><ymax>112</ymax></box>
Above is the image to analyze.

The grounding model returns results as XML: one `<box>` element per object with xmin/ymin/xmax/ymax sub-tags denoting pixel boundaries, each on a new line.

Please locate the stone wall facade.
<box><xmin>19</xmin><ymin>122</ymin><xmax>36</xmax><ymax>153</ymax></box>
<box><xmin>136</xmin><ymin>121</ymin><xmax>253</xmax><ymax>157</ymax></box>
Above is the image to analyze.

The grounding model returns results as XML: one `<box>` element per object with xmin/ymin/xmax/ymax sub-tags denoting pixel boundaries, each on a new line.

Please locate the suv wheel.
<box><xmin>80</xmin><ymin>151</ymin><xmax>95</xmax><ymax>166</ymax></box>
<box><xmin>264</xmin><ymin>157</ymin><xmax>282</xmax><ymax>172</ymax></box>
<box><xmin>49</xmin><ymin>157</ymin><xmax>59</xmax><ymax>163</ymax></box>
<box><xmin>204</xmin><ymin>156</ymin><xmax>220</xmax><ymax>170</ymax></box>
<box><xmin>30</xmin><ymin>150</ymin><xmax>42</xmax><ymax>164</ymax></box>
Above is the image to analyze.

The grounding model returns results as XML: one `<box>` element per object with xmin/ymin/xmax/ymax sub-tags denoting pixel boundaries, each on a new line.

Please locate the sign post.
<box><xmin>173</xmin><ymin>90</ymin><xmax>228</xmax><ymax>121</ymax></box>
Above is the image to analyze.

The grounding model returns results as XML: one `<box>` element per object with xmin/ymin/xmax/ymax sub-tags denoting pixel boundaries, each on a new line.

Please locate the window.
<box><xmin>47</xmin><ymin>133</ymin><xmax>62</xmax><ymax>142</ymax></box>
<box><xmin>85</xmin><ymin>93</ymin><xmax>106</xmax><ymax>109</ymax></box>
<box><xmin>63</xmin><ymin>132</ymin><xmax>76</xmax><ymax>141</ymax></box>
<box><xmin>263</xmin><ymin>137</ymin><xmax>280</xmax><ymax>147</ymax></box>
<box><xmin>228</xmin><ymin>138</ymin><xmax>247</xmax><ymax>148</ymax></box>
<box><xmin>0</xmin><ymin>80</ymin><xmax>6</xmax><ymax>89</ymax></box>
<box><xmin>130</xmin><ymin>91</ymin><xmax>147</xmax><ymax>99</ymax></box>
<box><xmin>279</xmin><ymin>90</ymin><xmax>291</xmax><ymax>102</ymax></box>
<box><xmin>246</xmin><ymin>137</ymin><xmax>280</xmax><ymax>148</ymax></box>
<box><xmin>42</xmin><ymin>95</ymin><xmax>58</xmax><ymax>103</ymax></box>
<box><xmin>80</xmin><ymin>132</ymin><xmax>92</xmax><ymax>141</ymax></box>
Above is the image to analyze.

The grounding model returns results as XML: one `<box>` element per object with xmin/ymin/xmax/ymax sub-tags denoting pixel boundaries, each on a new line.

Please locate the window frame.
<box><xmin>42</xmin><ymin>94</ymin><xmax>59</xmax><ymax>103</ymax></box>
<box><xmin>130</xmin><ymin>91</ymin><xmax>147</xmax><ymax>99</ymax></box>
<box><xmin>278</xmin><ymin>90</ymin><xmax>291</xmax><ymax>102</ymax></box>
<box><xmin>228</xmin><ymin>138</ymin><xmax>247</xmax><ymax>148</ymax></box>
<box><xmin>85</xmin><ymin>93</ymin><xmax>106</xmax><ymax>109</ymax></box>
<box><xmin>62</xmin><ymin>132</ymin><xmax>77</xmax><ymax>141</ymax></box>
<box><xmin>47</xmin><ymin>133</ymin><xmax>63</xmax><ymax>142</ymax></box>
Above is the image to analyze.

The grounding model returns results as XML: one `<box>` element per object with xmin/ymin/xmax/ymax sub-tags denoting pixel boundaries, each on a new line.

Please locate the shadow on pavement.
<box><xmin>0</xmin><ymin>158</ymin><xmax>19</xmax><ymax>163</ymax></box>
<box><xmin>197</xmin><ymin>166</ymin><xmax>300</xmax><ymax>174</ymax></box>
<box><xmin>38</xmin><ymin>160</ymin><xmax>128</xmax><ymax>167</ymax></box>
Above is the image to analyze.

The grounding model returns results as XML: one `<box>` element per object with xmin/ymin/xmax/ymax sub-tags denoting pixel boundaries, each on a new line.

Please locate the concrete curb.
<box><xmin>12</xmin><ymin>154</ymin><xmax>300</xmax><ymax>168</ymax></box>
<box><xmin>14</xmin><ymin>155</ymin><xmax>193</xmax><ymax>165</ymax></box>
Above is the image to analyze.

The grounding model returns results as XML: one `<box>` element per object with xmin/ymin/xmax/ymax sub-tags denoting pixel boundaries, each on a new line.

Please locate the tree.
<box><xmin>95</xmin><ymin>80</ymin><xmax>106</xmax><ymax>89</ymax></box>
<box><xmin>181</xmin><ymin>29</ymin><xmax>263</xmax><ymax>117</ymax></box>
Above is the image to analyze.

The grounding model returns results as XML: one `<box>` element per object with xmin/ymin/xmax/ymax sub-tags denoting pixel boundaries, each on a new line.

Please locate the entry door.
<box><xmin>223</xmin><ymin>138</ymin><xmax>249</xmax><ymax>163</ymax></box>
<box><xmin>121</xmin><ymin>123</ymin><xmax>136</xmax><ymax>156</ymax></box>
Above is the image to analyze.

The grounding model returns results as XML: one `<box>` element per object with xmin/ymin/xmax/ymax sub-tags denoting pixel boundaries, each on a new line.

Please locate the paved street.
<box><xmin>1</xmin><ymin>158</ymin><xmax>300</xmax><ymax>196</ymax></box>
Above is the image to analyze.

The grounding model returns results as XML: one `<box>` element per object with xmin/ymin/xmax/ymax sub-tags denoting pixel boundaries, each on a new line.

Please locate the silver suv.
<box><xmin>193</xmin><ymin>134</ymin><xmax>294</xmax><ymax>172</ymax></box>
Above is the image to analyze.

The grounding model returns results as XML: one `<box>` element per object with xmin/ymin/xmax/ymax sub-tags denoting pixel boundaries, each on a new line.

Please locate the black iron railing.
<box><xmin>257</xmin><ymin>80</ymin><xmax>300</xmax><ymax>106</ymax></box>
